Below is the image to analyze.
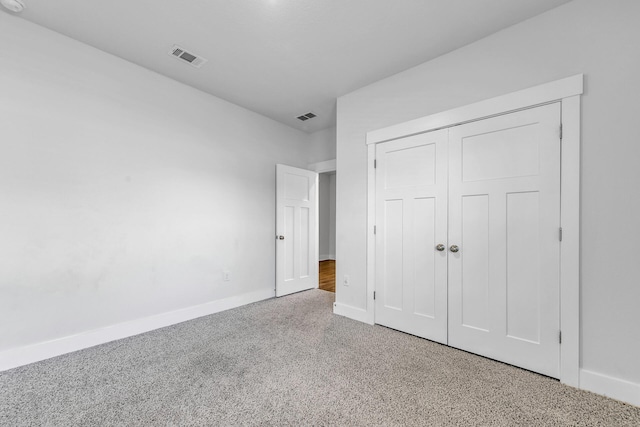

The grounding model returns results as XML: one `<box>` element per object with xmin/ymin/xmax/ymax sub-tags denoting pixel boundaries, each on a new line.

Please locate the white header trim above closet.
<box><xmin>366</xmin><ymin>74</ymin><xmax>583</xmax><ymax>145</ymax></box>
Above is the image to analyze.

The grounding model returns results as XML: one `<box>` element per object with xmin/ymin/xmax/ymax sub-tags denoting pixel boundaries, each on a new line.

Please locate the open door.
<box><xmin>276</xmin><ymin>164</ymin><xmax>318</xmax><ymax>297</ymax></box>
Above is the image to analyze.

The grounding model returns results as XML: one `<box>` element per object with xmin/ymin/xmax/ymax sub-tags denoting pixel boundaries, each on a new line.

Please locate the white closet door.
<box><xmin>447</xmin><ymin>103</ymin><xmax>561</xmax><ymax>378</ymax></box>
<box><xmin>375</xmin><ymin>130</ymin><xmax>448</xmax><ymax>344</ymax></box>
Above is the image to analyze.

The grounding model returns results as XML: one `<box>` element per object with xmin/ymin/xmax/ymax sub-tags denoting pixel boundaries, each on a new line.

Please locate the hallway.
<box><xmin>319</xmin><ymin>260</ymin><xmax>335</xmax><ymax>293</ymax></box>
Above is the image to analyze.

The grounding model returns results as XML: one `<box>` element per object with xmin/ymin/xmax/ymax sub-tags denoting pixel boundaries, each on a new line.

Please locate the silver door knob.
<box><xmin>449</xmin><ymin>245</ymin><xmax>459</xmax><ymax>253</ymax></box>
<box><xmin>435</xmin><ymin>244</ymin><xmax>446</xmax><ymax>252</ymax></box>
<box><xmin>276</xmin><ymin>235</ymin><xmax>285</xmax><ymax>240</ymax></box>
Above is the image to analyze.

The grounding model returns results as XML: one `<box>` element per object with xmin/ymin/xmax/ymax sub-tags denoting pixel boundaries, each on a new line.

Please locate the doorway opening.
<box><xmin>318</xmin><ymin>171</ymin><xmax>336</xmax><ymax>292</ymax></box>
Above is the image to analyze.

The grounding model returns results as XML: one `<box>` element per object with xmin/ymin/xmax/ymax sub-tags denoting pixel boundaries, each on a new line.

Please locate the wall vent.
<box><xmin>297</xmin><ymin>112</ymin><xmax>317</xmax><ymax>121</ymax></box>
<box><xmin>169</xmin><ymin>45</ymin><xmax>208</xmax><ymax>68</ymax></box>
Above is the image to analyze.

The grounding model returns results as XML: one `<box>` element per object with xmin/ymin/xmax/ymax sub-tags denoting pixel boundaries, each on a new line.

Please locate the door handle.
<box><xmin>435</xmin><ymin>244</ymin><xmax>446</xmax><ymax>252</ymax></box>
<box><xmin>276</xmin><ymin>235</ymin><xmax>285</xmax><ymax>240</ymax></box>
<box><xmin>449</xmin><ymin>245</ymin><xmax>459</xmax><ymax>253</ymax></box>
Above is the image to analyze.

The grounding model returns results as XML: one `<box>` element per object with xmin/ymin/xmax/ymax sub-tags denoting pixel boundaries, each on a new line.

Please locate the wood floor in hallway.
<box><xmin>319</xmin><ymin>260</ymin><xmax>335</xmax><ymax>292</ymax></box>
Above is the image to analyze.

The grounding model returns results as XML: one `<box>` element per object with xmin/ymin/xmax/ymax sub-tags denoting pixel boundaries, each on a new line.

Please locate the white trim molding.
<box><xmin>333</xmin><ymin>302</ymin><xmax>371</xmax><ymax>324</ymax></box>
<box><xmin>364</xmin><ymin>74</ymin><xmax>583</xmax><ymax>387</ymax></box>
<box><xmin>365</xmin><ymin>142</ymin><xmax>377</xmax><ymax>326</ymax></box>
<box><xmin>308</xmin><ymin>158</ymin><xmax>336</xmax><ymax>173</ymax></box>
<box><xmin>367</xmin><ymin>74</ymin><xmax>584</xmax><ymax>145</ymax></box>
<box><xmin>559</xmin><ymin>94</ymin><xmax>581</xmax><ymax>388</ymax></box>
<box><xmin>0</xmin><ymin>288</ymin><xmax>274</xmax><ymax>372</ymax></box>
<box><xmin>580</xmin><ymin>370</ymin><xmax>640</xmax><ymax>407</ymax></box>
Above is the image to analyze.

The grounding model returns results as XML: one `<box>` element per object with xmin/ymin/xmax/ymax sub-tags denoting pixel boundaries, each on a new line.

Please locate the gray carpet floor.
<box><xmin>1</xmin><ymin>290</ymin><xmax>639</xmax><ymax>426</ymax></box>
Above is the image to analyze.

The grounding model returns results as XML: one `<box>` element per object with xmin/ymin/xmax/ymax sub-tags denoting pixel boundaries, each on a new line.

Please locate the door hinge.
<box><xmin>373</xmin><ymin>291</ymin><xmax>376</xmax><ymax>300</ymax></box>
<box><xmin>374</xmin><ymin>159</ymin><xmax>377</xmax><ymax>169</ymax></box>
<box><xmin>559</xmin><ymin>227</ymin><xmax>563</xmax><ymax>242</ymax></box>
<box><xmin>560</xmin><ymin>124</ymin><xmax>563</xmax><ymax>140</ymax></box>
<box><xmin>559</xmin><ymin>330</ymin><xmax>562</xmax><ymax>344</ymax></box>
<box><xmin>374</xmin><ymin>225</ymin><xmax>376</xmax><ymax>234</ymax></box>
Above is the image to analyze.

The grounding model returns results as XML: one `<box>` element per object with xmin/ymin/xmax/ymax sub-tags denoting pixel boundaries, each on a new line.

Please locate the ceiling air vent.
<box><xmin>296</xmin><ymin>112</ymin><xmax>317</xmax><ymax>121</ymax></box>
<box><xmin>169</xmin><ymin>45</ymin><xmax>208</xmax><ymax>68</ymax></box>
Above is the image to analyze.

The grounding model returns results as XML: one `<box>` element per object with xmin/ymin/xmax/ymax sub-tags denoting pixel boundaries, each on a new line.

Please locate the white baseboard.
<box><xmin>580</xmin><ymin>369</ymin><xmax>640</xmax><ymax>407</ymax></box>
<box><xmin>333</xmin><ymin>302</ymin><xmax>372</xmax><ymax>324</ymax></box>
<box><xmin>0</xmin><ymin>288</ymin><xmax>274</xmax><ymax>372</ymax></box>
<box><xmin>319</xmin><ymin>254</ymin><xmax>336</xmax><ymax>261</ymax></box>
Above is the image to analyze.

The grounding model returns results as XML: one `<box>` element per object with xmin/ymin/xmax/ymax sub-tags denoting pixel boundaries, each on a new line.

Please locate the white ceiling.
<box><xmin>9</xmin><ymin>0</ymin><xmax>571</xmax><ymax>133</ymax></box>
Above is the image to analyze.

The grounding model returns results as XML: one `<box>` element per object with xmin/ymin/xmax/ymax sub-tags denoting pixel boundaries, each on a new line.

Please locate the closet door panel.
<box><xmin>375</xmin><ymin>130</ymin><xmax>448</xmax><ymax>344</ymax></box>
<box><xmin>447</xmin><ymin>103</ymin><xmax>561</xmax><ymax>378</ymax></box>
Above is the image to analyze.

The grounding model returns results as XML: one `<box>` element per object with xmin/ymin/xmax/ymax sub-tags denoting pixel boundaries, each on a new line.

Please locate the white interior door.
<box><xmin>276</xmin><ymin>164</ymin><xmax>318</xmax><ymax>297</ymax></box>
<box><xmin>375</xmin><ymin>130</ymin><xmax>449</xmax><ymax>343</ymax></box>
<box><xmin>447</xmin><ymin>103</ymin><xmax>561</xmax><ymax>378</ymax></box>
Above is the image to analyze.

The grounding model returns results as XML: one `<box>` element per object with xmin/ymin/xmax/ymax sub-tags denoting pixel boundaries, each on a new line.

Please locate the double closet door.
<box><xmin>374</xmin><ymin>103</ymin><xmax>561</xmax><ymax>378</ymax></box>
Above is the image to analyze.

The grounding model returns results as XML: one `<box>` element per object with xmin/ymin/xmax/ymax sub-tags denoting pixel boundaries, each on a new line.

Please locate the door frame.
<box><xmin>364</xmin><ymin>74</ymin><xmax>583</xmax><ymax>387</ymax></box>
<box><xmin>308</xmin><ymin>159</ymin><xmax>337</xmax><ymax>289</ymax></box>
<box><xmin>308</xmin><ymin>159</ymin><xmax>336</xmax><ymax>174</ymax></box>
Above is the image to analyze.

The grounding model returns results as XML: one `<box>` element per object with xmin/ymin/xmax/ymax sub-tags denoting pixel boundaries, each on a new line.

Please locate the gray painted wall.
<box><xmin>0</xmin><ymin>14</ymin><xmax>311</xmax><ymax>353</ymax></box>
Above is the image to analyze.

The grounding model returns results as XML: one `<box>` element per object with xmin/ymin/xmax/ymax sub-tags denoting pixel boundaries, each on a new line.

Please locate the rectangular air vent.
<box><xmin>169</xmin><ymin>45</ymin><xmax>208</xmax><ymax>68</ymax></box>
<box><xmin>296</xmin><ymin>112</ymin><xmax>317</xmax><ymax>121</ymax></box>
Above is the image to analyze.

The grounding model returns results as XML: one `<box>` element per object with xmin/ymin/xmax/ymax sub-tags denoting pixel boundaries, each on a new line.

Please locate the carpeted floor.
<box><xmin>1</xmin><ymin>290</ymin><xmax>639</xmax><ymax>426</ymax></box>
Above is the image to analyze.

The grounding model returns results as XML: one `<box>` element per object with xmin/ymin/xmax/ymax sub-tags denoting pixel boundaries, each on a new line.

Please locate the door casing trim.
<box><xmin>364</xmin><ymin>74</ymin><xmax>583</xmax><ymax>387</ymax></box>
